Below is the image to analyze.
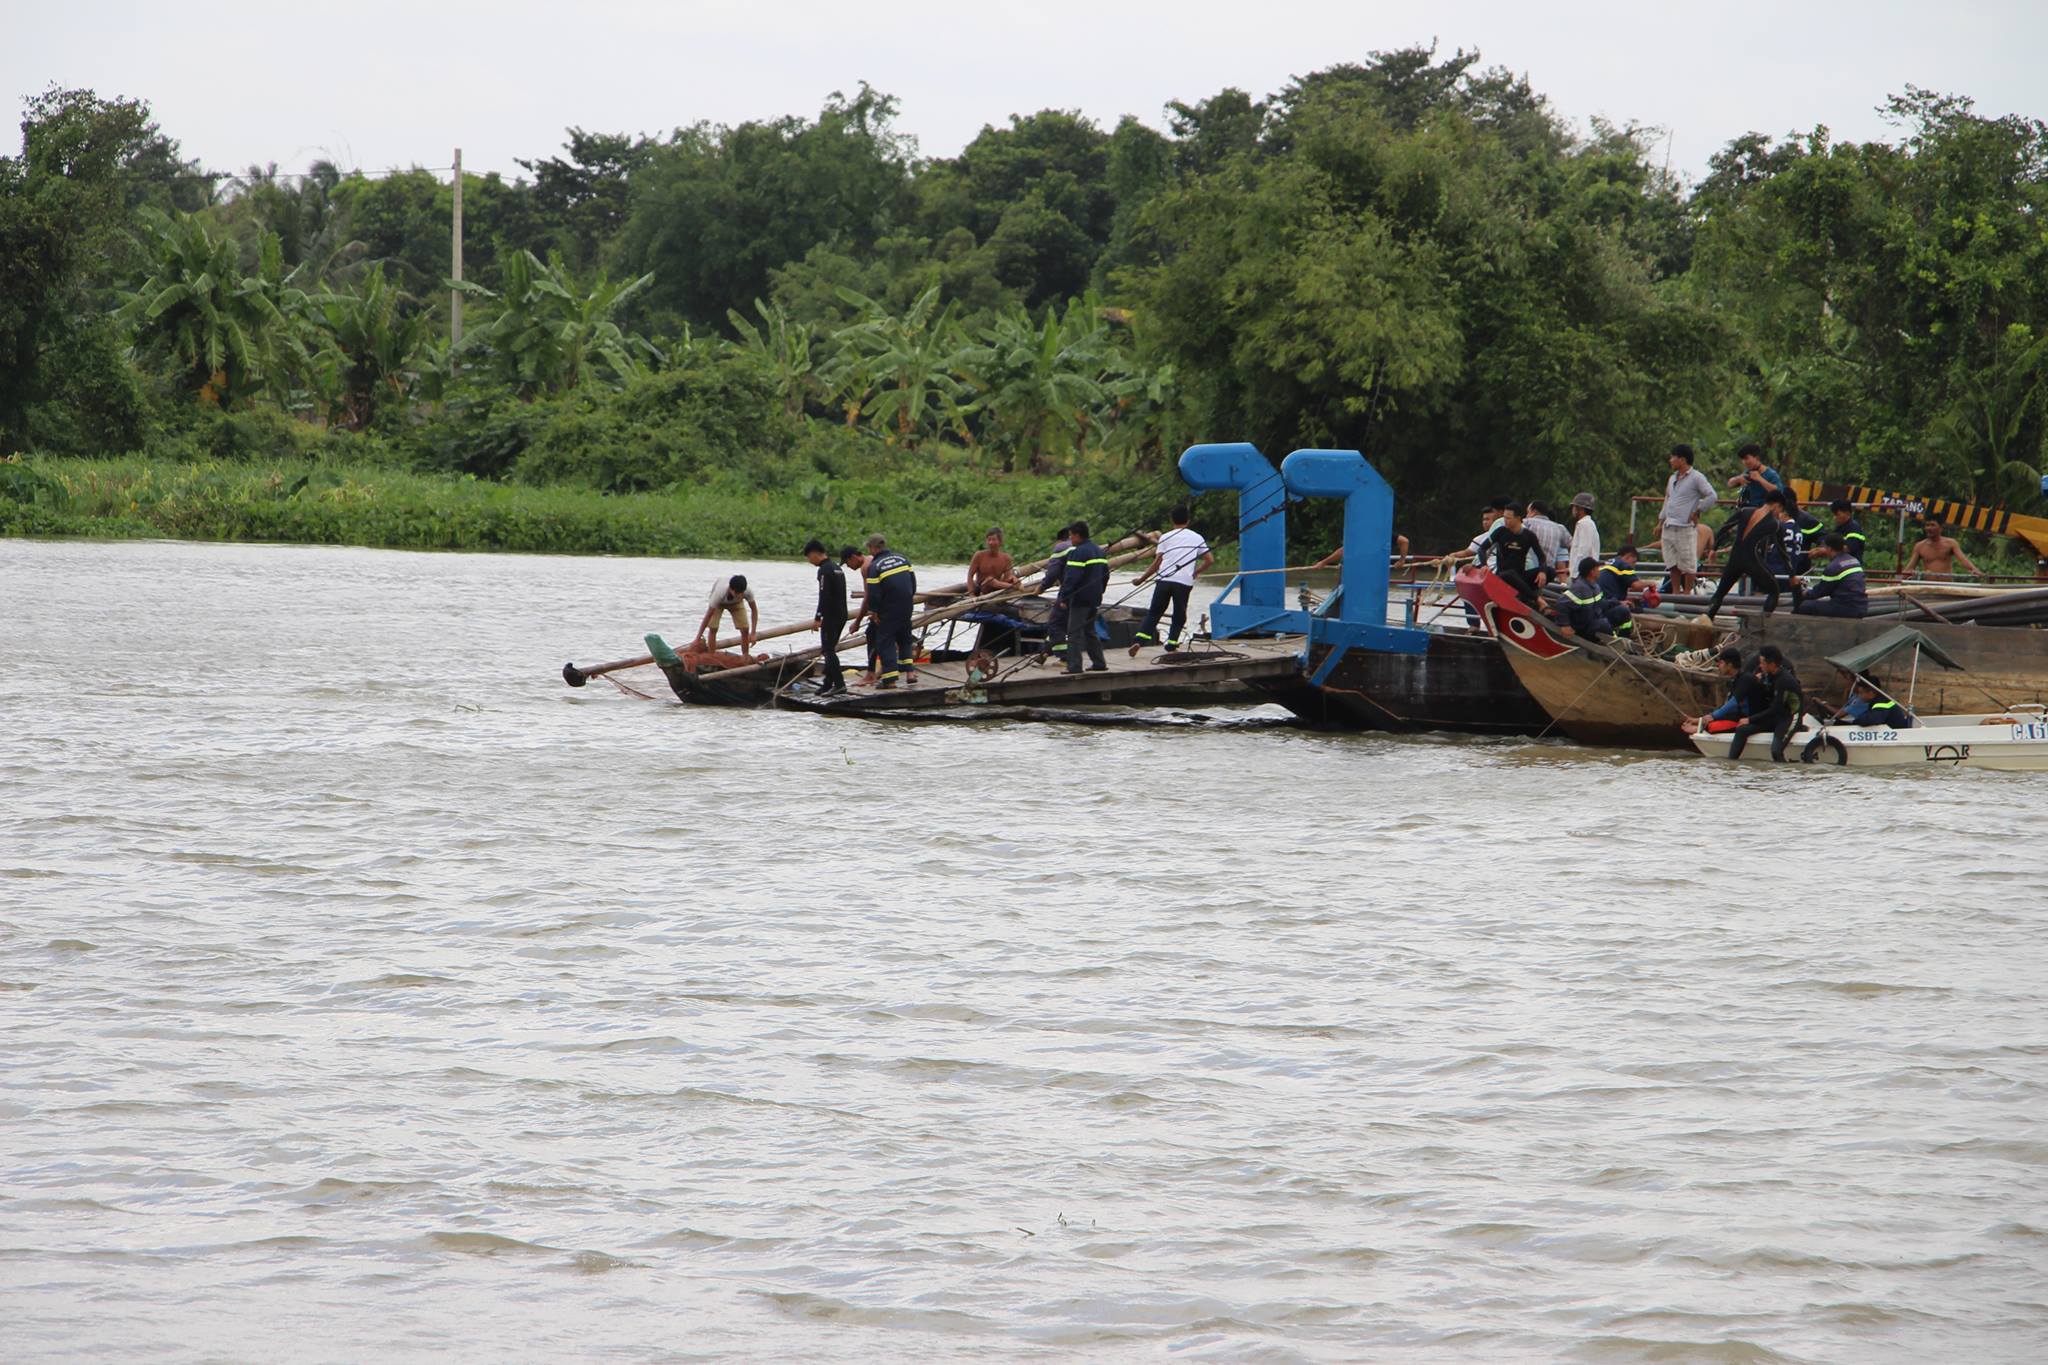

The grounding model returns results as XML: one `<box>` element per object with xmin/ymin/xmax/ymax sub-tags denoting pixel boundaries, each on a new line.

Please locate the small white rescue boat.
<box><xmin>1691</xmin><ymin>707</ymin><xmax>2048</xmax><ymax>769</ymax></box>
<box><xmin>1685</xmin><ymin>623</ymin><xmax>2048</xmax><ymax>770</ymax></box>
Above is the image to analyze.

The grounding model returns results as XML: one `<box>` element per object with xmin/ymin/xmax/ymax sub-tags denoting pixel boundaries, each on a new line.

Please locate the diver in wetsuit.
<box><xmin>1706</xmin><ymin>491</ymin><xmax>1792</xmax><ymax>618</ymax></box>
<box><xmin>1682</xmin><ymin>647</ymin><xmax>1766</xmax><ymax>736</ymax></box>
<box><xmin>1726</xmin><ymin>644</ymin><xmax>1804</xmax><ymax>762</ymax></box>
<box><xmin>1487</xmin><ymin>504</ymin><xmax>1551</xmax><ymax>604</ymax></box>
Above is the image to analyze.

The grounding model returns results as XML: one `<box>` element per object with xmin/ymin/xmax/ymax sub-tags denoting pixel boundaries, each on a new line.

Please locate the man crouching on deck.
<box><xmin>695</xmin><ymin>574</ymin><xmax>758</xmax><ymax>655</ymax></box>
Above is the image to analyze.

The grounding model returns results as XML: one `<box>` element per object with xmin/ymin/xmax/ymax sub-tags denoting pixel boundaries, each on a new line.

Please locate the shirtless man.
<box><xmin>966</xmin><ymin>527</ymin><xmax>1020</xmax><ymax>596</ymax></box>
<box><xmin>1906</xmin><ymin>520</ymin><xmax>1981</xmax><ymax>579</ymax></box>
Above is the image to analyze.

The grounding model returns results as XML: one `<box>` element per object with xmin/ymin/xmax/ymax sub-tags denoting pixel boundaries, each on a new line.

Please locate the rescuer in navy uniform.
<box><xmin>1827</xmin><ymin>500</ymin><xmax>1868</xmax><ymax>561</ymax></box>
<box><xmin>1801</xmin><ymin>676</ymin><xmax>1912</xmax><ymax>760</ymax></box>
<box><xmin>852</xmin><ymin>534</ymin><xmax>918</xmax><ymax>688</ymax></box>
<box><xmin>1595</xmin><ymin>543</ymin><xmax>1641</xmax><ymax>602</ymax></box>
<box><xmin>1561</xmin><ymin>557</ymin><xmax>1632</xmax><ymax>642</ymax></box>
<box><xmin>1794</xmin><ymin>533</ymin><xmax>1868</xmax><ymax>617</ymax></box>
<box><xmin>1058</xmin><ymin>521</ymin><xmax>1110</xmax><ymax>674</ymax></box>
<box><xmin>804</xmin><ymin>538</ymin><xmax>849</xmax><ymax>696</ymax></box>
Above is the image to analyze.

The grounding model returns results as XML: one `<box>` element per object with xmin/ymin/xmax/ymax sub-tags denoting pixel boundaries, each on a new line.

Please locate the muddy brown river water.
<box><xmin>4</xmin><ymin>538</ymin><xmax>2044</xmax><ymax>1362</ymax></box>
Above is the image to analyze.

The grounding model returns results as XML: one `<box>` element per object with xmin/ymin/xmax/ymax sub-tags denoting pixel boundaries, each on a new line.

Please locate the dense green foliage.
<box><xmin>0</xmin><ymin>439</ymin><xmax>1146</xmax><ymax>562</ymax></box>
<box><xmin>4</xmin><ymin>54</ymin><xmax>2046</xmax><ymax>561</ymax></box>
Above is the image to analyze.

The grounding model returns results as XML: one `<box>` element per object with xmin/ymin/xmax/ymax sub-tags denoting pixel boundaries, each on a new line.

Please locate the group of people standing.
<box><xmin>1461</xmin><ymin>493</ymin><xmax>1605</xmax><ymax>598</ymax></box>
<box><xmin>691</xmin><ymin>510</ymin><xmax>1214</xmax><ymax>695</ymax></box>
<box><xmin>1660</xmin><ymin>442</ymin><xmax>1986</xmax><ymax>616</ymax></box>
<box><xmin>695</xmin><ymin>534</ymin><xmax>920</xmax><ymax>695</ymax></box>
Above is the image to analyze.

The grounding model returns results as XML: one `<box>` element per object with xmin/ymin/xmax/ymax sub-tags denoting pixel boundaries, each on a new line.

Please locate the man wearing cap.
<box><xmin>851</xmin><ymin>534</ymin><xmax>919</xmax><ymax>687</ymax></box>
<box><xmin>1567</xmin><ymin>492</ymin><xmax>1600</xmax><ymax>573</ymax></box>
<box><xmin>695</xmin><ymin>573</ymin><xmax>758</xmax><ymax>654</ymax></box>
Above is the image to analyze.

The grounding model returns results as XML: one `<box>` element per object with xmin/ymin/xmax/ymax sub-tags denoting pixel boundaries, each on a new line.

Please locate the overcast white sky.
<box><xmin>8</xmin><ymin>1</ymin><xmax>2043</xmax><ymax>184</ymax></box>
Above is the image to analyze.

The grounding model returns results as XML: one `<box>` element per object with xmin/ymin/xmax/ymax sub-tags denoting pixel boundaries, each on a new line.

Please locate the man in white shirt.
<box><xmin>1567</xmin><ymin>491</ymin><xmax>1601</xmax><ymax>570</ymax></box>
<box><xmin>695</xmin><ymin>574</ymin><xmax>759</xmax><ymax>654</ymax></box>
<box><xmin>1658</xmin><ymin>446</ymin><xmax>1718</xmax><ymax>593</ymax></box>
<box><xmin>1129</xmin><ymin>505</ymin><xmax>1213</xmax><ymax>654</ymax></box>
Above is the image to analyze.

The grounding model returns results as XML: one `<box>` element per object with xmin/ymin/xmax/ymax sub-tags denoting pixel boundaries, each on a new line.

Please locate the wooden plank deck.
<box><xmin>773</xmin><ymin>636</ymin><xmax>1306</xmax><ymax>713</ymax></box>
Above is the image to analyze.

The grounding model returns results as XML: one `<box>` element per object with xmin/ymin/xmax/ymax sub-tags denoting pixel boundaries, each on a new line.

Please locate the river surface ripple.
<box><xmin>3</xmin><ymin>538</ymin><xmax>2045</xmax><ymax>1363</ymax></box>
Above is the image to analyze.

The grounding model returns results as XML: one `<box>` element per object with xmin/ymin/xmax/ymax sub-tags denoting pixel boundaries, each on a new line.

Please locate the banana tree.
<box><xmin>828</xmin><ymin>285</ymin><xmax>973</xmax><ymax>447</ymax></box>
<box><xmin>116</xmin><ymin>209</ymin><xmax>306</xmax><ymax>407</ymax></box>
<box><xmin>727</xmin><ymin>298</ymin><xmax>820</xmax><ymax>417</ymax></box>
<box><xmin>1937</xmin><ymin>322</ymin><xmax>2048</xmax><ymax>504</ymax></box>
<box><xmin>959</xmin><ymin>303</ymin><xmax>1113</xmax><ymax>472</ymax></box>
<box><xmin>313</xmin><ymin>265</ymin><xmax>426</xmax><ymax>430</ymax></box>
<box><xmin>453</xmin><ymin>249</ymin><xmax>661</xmax><ymax>398</ymax></box>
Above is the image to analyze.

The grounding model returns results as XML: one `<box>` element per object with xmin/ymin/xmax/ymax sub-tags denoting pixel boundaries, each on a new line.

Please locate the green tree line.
<box><xmin>3</xmin><ymin>50</ymin><xmax>2046</xmax><ymax>550</ymax></box>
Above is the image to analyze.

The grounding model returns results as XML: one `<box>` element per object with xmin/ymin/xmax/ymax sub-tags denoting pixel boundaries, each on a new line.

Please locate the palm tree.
<box><xmin>453</xmin><ymin>249</ymin><xmax>660</xmax><ymax>398</ymax></box>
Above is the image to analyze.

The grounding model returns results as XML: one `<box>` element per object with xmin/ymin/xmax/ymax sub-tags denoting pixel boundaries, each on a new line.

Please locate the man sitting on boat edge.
<box><xmin>1681</xmin><ymin>647</ymin><xmax>1764</xmax><ymax>737</ymax></box>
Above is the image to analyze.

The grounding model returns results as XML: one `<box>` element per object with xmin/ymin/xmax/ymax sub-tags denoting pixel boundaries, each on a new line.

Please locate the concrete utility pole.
<box><xmin>450</xmin><ymin>147</ymin><xmax>464</xmax><ymax>368</ymax></box>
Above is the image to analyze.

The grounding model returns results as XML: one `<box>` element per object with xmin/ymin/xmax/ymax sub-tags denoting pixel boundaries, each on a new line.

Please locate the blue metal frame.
<box><xmin>1279</xmin><ymin>449</ymin><xmax>1428</xmax><ymax>680</ymax></box>
<box><xmin>1177</xmin><ymin>442</ymin><xmax>1309</xmax><ymax>638</ymax></box>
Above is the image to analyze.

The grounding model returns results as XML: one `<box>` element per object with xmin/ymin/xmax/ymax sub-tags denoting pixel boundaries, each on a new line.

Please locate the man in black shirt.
<box><xmin>1487</xmin><ymin>504</ymin><xmax>1551</xmax><ymax>604</ymax></box>
<box><xmin>804</xmin><ymin>539</ymin><xmax>848</xmax><ymax>695</ymax></box>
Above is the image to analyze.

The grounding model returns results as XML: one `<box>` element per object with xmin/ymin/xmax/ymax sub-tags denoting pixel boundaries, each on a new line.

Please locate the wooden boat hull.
<box><xmin>1253</xmin><ymin>629</ymin><xmax>1551</xmax><ymax>733</ymax></box>
<box><xmin>1493</xmin><ymin>605</ymin><xmax>2048</xmax><ymax>750</ymax></box>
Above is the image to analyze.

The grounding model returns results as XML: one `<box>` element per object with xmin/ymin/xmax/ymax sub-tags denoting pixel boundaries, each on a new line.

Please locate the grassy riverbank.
<box><xmin>0</xmin><ymin>453</ymin><xmax>1175</xmax><ymax>562</ymax></box>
